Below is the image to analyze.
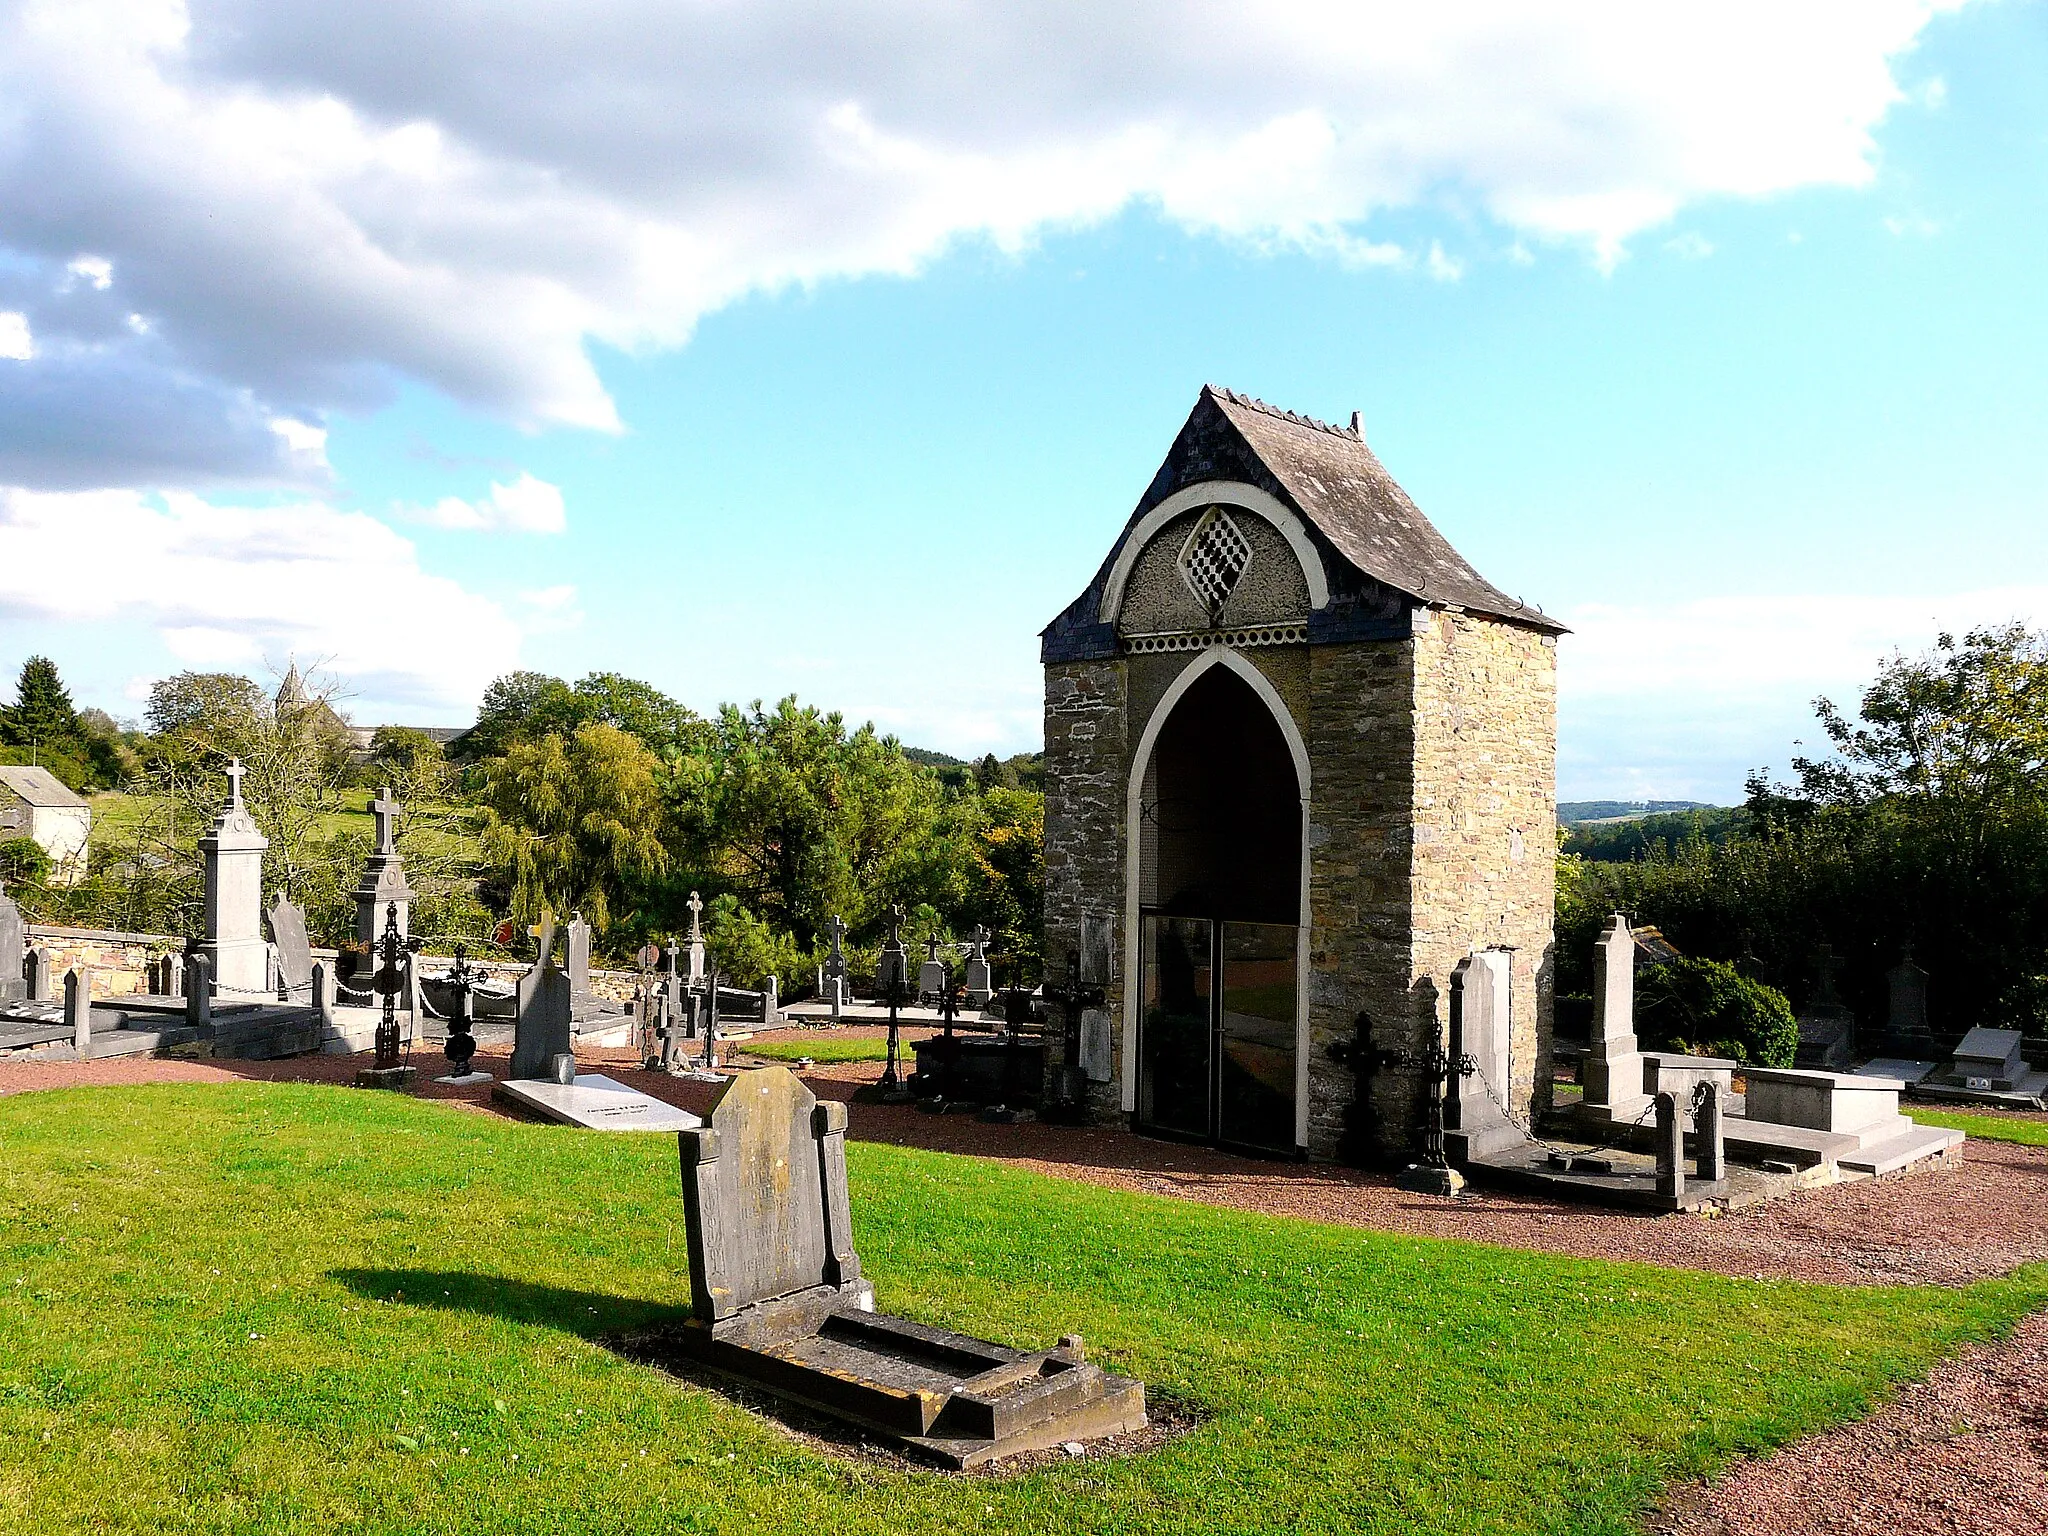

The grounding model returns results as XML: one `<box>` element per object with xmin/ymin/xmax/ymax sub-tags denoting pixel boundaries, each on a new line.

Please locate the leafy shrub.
<box><xmin>1637</xmin><ymin>955</ymin><xmax>1799</xmax><ymax>1067</ymax></box>
<box><xmin>0</xmin><ymin>835</ymin><xmax>51</xmax><ymax>884</ymax></box>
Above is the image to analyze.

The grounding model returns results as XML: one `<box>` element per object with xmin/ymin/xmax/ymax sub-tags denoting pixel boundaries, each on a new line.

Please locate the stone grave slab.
<box><xmin>494</xmin><ymin>1073</ymin><xmax>700</xmax><ymax>1132</ymax></box>
<box><xmin>669</xmin><ymin>1064</ymin><xmax>1145</xmax><ymax>1466</ymax></box>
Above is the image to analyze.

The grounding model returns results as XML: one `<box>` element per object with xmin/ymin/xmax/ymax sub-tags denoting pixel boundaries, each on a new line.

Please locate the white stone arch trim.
<box><xmin>1121</xmin><ymin>645</ymin><xmax>1314</xmax><ymax>1152</ymax></box>
<box><xmin>1100</xmin><ymin>482</ymin><xmax>1330</xmax><ymax>626</ymax></box>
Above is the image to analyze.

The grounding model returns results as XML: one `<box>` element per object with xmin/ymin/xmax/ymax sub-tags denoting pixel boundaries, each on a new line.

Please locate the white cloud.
<box><xmin>0</xmin><ymin>313</ymin><xmax>33</xmax><ymax>361</ymax></box>
<box><xmin>1884</xmin><ymin>212</ymin><xmax>1942</xmax><ymax>238</ymax></box>
<box><xmin>1665</xmin><ymin>231</ymin><xmax>1715</xmax><ymax>259</ymax></box>
<box><xmin>65</xmin><ymin>255</ymin><xmax>113</xmax><ymax>291</ymax></box>
<box><xmin>0</xmin><ymin>486</ymin><xmax>524</xmax><ymax>712</ymax></box>
<box><xmin>1424</xmin><ymin>240</ymin><xmax>1464</xmax><ymax>281</ymax></box>
<box><xmin>409</xmin><ymin>472</ymin><xmax>566</xmax><ymax>534</ymax></box>
<box><xmin>1555</xmin><ymin>584</ymin><xmax>2048</xmax><ymax>799</ymax></box>
<box><xmin>0</xmin><ymin>0</ymin><xmax>1961</xmax><ymax>482</ymax></box>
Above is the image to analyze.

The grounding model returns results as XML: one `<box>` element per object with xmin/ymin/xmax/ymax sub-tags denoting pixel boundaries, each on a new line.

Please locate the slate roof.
<box><xmin>1204</xmin><ymin>388</ymin><xmax>1562</xmax><ymax>632</ymax></box>
<box><xmin>1042</xmin><ymin>385</ymin><xmax>1563</xmax><ymax>659</ymax></box>
<box><xmin>0</xmin><ymin>766</ymin><xmax>88</xmax><ymax>809</ymax></box>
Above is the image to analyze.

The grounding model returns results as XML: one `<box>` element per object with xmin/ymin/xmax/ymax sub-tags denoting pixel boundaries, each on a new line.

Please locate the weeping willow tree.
<box><xmin>479</xmin><ymin>721</ymin><xmax>668</xmax><ymax>932</ymax></box>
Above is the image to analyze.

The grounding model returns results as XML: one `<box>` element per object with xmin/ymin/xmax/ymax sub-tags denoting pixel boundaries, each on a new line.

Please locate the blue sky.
<box><xmin>0</xmin><ymin>1</ymin><xmax>2043</xmax><ymax>800</ymax></box>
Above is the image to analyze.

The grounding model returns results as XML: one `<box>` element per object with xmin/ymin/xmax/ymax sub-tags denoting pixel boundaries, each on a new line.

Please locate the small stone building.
<box><xmin>0</xmin><ymin>765</ymin><xmax>91</xmax><ymax>884</ymax></box>
<box><xmin>1041</xmin><ymin>386</ymin><xmax>1563</xmax><ymax>1162</ymax></box>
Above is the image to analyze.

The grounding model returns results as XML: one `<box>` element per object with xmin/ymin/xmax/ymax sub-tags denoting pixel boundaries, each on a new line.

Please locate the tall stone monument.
<box><xmin>197</xmin><ymin>759</ymin><xmax>270</xmax><ymax>995</ymax></box>
<box><xmin>352</xmin><ymin>787</ymin><xmax>414</xmax><ymax>953</ymax></box>
<box><xmin>1577</xmin><ymin>914</ymin><xmax>1648</xmax><ymax>1125</ymax></box>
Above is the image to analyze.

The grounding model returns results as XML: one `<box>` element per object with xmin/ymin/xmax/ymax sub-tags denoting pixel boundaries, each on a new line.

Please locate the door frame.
<box><xmin>1134</xmin><ymin>912</ymin><xmax>1302</xmax><ymax>1157</ymax></box>
<box><xmin>1123</xmin><ymin>646</ymin><xmax>1310</xmax><ymax>1154</ymax></box>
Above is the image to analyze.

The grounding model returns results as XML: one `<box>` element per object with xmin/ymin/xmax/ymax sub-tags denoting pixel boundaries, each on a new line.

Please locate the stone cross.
<box><xmin>924</xmin><ymin>931</ymin><xmax>944</xmax><ymax>963</ymax></box>
<box><xmin>826</xmin><ymin>914</ymin><xmax>846</xmax><ymax>965</ymax></box>
<box><xmin>371</xmin><ymin>787</ymin><xmax>401</xmax><ymax>856</ymax></box>
<box><xmin>686</xmin><ymin>891</ymin><xmax>706</xmax><ymax>986</ymax></box>
<box><xmin>225</xmin><ymin>757</ymin><xmax>247</xmax><ymax>808</ymax></box>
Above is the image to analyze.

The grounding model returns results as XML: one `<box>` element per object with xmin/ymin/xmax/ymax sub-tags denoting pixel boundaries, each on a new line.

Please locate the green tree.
<box><xmin>144</xmin><ymin>672</ymin><xmax>266</xmax><ymax>747</ymax></box>
<box><xmin>664</xmin><ymin>697</ymin><xmax>951</xmax><ymax>948</ymax></box>
<box><xmin>480</xmin><ymin>722</ymin><xmax>668</xmax><ymax>933</ymax></box>
<box><xmin>1</xmin><ymin>656</ymin><xmax>80</xmax><ymax>755</ymax></box>
<box><xmin>570</xmin><ymin>673</ymin><xmax>699</xmax><ymax>757</ymax></box>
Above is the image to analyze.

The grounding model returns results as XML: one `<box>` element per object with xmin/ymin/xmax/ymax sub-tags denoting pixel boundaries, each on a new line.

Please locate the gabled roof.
<box><xmin>1202</xmin><ymin>387</ymin><xmax>1561</xmax><ymax>632</ymax></box>
<box><xmin>0</xmin><ymin>765</ymin><xmax>88</xmax><ymax>809</ymax></box>
<box><xmin>1042</xmin><ymin>385</ymin><xmax>1563</xmax><ymax>660</ymax></box>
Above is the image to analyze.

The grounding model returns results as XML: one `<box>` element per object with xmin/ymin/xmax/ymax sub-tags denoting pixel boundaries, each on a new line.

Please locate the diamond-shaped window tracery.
<box><xmin>1176</xmin><ymin>506</ymin><xmax>1252</xmax><ymax>615</ymax></box>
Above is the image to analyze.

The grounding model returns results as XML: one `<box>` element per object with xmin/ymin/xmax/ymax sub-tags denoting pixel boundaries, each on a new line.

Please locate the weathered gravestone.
<box><xmin>0</xmin><ymin>880</ymin><xmax>24</xmax><ymax>1002</ymax></box>
<box><xmin>962</xmin><ymin>925</ymin><xmax>993</xmax><ymax>1008</ymax></box>
<box><xmin>672</xmin><ymin>1065</ymin><xmax>1147</xmax><ymax>1466</ymax></box>
<box><xmin>1443</xmin><ymin>949</ymin><xmax>1525</xmax><ymax>1162</ymax></box>
<box><xmin>1793</xmin><ymin>942</ymin><xmax>1856</xmax><ymax>1071</ymax></box>
<box><xmin>1887</xmin><ymin>952</ymin><xmax>1935</xmax><ymax>1055</ymax></box>
<box><xmin>509</xmin><ymin>914</ymin><xmax>573</xmax><ymax>1081</ymax></box>
<box><xmin>267</xmin><ymin>893</ymin><xmax>314</xmax><ymax>999</ymax></box>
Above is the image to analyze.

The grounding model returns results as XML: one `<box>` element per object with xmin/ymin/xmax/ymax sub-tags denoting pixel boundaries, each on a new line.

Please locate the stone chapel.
<box><xmin>1041</xmin><ymin>385</ymin><xmax>1564</xmax><ymax>1162</ymax></box>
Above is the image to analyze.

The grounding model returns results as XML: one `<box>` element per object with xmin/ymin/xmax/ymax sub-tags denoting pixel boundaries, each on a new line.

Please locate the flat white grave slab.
<box><xmin>495</xmin><ymin>1073</ymin><xmax>701</xmax><ymax>1132</ymax></box>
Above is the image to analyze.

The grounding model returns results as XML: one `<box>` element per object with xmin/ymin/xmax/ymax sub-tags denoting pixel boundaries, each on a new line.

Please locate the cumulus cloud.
<box><xmin>1556</xmin><ymin>584</ymin><xmax>2048</xmax><ymax>798</ymax></box>
<box><xmin>0</xmin><ymin>0</ymin><xmax>1959</xmax><ymax>486</ymax></box>
<box><xmin>0</xmin><ymin>313</ymin><xmax>32</xmax><ymax>361</ymax></box>
<box><xmin>408</xmin><ymin>471</ymin><xmax>566</xmax><ymax>534</ymax></box>
<box><xmin>0</xmin><ymin>485</ymin><xmax>523</xmax><ymax>711</ymax></box>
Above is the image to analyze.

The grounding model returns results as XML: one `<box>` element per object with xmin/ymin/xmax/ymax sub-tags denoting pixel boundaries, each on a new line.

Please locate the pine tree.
<box><xmin>1</xmin><ymin>656</ymin><xmax>80</xmax><ymax>752</ymax></box>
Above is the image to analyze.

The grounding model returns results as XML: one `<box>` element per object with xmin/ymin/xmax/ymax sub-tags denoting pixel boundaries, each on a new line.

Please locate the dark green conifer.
<box><xmin>1</xmin><ymin>656</ymin><xmax>79</xmax><ymax>751</ymax></box>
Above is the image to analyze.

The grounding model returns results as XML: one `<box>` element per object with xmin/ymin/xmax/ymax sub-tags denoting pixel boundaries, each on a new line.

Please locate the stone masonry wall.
<box><xmin>1406</xmin><ymin>610</ymin><xmax>1559</xmax><ymax>1133</ymax></box>
<box><xmin>1304</xmin><ymin>635</ymin><xmax>1422</xmax><ymax>1160</ymax></box>
<box><xmin>1042</xmin><ymin>659</ymin><xmax>1130</xmax><ymax>1120</ymax></box>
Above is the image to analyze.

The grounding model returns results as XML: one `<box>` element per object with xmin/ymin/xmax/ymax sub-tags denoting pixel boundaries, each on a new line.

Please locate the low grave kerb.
<box><xmin>671</xmin><ymin>1064</ymin><xmax>1146</xmax><ymax>1467</ymax></box>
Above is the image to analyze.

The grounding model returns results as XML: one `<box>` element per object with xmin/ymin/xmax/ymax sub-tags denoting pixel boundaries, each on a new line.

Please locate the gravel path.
<box><xmin>6</xmin><ymin>1036</ymin><xmax>2046</xmax><ymax>1288</ymax></box>
<box><xmin>1651</xmin><ymin>1308</ymin><xmax>2048</xmax><ymax>1536</ymax></box>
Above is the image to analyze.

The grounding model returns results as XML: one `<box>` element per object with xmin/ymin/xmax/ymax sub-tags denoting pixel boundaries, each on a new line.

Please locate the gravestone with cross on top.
<box><xmin>352</xmin><ymin>785</ymin><xmax>415</xmax><ymax>955</ymax></box>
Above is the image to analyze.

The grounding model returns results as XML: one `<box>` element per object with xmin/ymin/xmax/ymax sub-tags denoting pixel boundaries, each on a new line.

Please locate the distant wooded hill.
<box><xmin>1562</xmin><ymin>805</ymin><xmax>1746</xmax><ymax>863</ymax></box>
<box><xmin>1557</xmin><ymin>800</ymin><xmax>1718</xmax><ymax>826</ymax></box>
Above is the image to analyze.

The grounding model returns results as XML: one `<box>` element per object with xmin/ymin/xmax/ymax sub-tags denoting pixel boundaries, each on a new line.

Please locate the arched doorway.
<box><xmin>1132</xmin><ymin>659</ymin><xmax>1304</xmax><ymax>1155</ymax></box>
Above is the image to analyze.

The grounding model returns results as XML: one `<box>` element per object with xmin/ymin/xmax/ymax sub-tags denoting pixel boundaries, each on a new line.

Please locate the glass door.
<box><xmin>1136</xmin><ymin>915</ymin><xmax>1212</xmax><ymax>1138</ymax></box>
<box><xmin>1218</xmin><ymin>922</ymin><xmax>1298</xmax><ymax>1154</ymax></box>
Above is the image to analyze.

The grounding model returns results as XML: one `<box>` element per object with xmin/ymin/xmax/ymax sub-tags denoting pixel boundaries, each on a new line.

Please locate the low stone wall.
<box><xmin>20</xmin><ymin>922</ymin><xmax>673</xmax><ymax>1006</ymax></box>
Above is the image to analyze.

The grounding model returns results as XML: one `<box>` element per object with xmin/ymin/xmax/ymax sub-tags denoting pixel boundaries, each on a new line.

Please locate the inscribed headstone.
<box><xmin>675</xmin><ymin>1066</ymin><xmax>863</xmax><ymax>1324</ymax></box>
<box><xmin>511</xmin><ymin>943</ymin><xmax>573</xmax><ymax>1081</ymax></box>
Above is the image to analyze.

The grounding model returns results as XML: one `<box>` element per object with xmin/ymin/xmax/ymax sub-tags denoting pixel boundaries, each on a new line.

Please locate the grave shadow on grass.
<box><xmin>329</xmin><ymin>1267</ymin><xmax>1204</xmax><ymax>1477</ymax></box>
<box><xmin>328</xmin><ymin>1267</ymin><xmax>685</xmax><ymax>1342</ymax></box>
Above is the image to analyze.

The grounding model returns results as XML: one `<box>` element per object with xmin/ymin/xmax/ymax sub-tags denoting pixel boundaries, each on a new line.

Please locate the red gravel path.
<box><xmin>1652</xmin><ymin>1308</ymin><xmax>2048</xmax><ymax>1536</ymax></box>
<box><xmin>6</xmin><ymin>1033</ymin><xmax>2046</xmax><ymax>1288</ymax></box>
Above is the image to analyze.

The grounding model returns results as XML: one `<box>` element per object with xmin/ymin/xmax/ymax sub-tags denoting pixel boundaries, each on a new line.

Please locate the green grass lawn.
<box><xmin>3</xmin><ymin>1083</ymin><xmax>2044</xmax><ymax>1536</ymax></box>
<box><xmin>745</xmin><ymin>1038</ymin><xmax>900</xmax><ymax>1063</ymax></box>
<box><xmin>1912</xmin><ymin>1107</ymin><xmax>2048</xmax><ymax>1145</ymax></box>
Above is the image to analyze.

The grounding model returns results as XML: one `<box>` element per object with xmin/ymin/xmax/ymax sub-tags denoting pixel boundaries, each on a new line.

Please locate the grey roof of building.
<box><xmin>0</xmin><ymin>765</ymin><xmax>89</xmax><ymax>809</ymax></box>
<box><xmin>1203</xmin><ymin>387</ymin><xmax>1563</xmax><ymax>632</ymax></box>
<box><xmin>1042</xmin><ymin>385</ymin><xmax>1563</xmax><ymax>656</ymax></box>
